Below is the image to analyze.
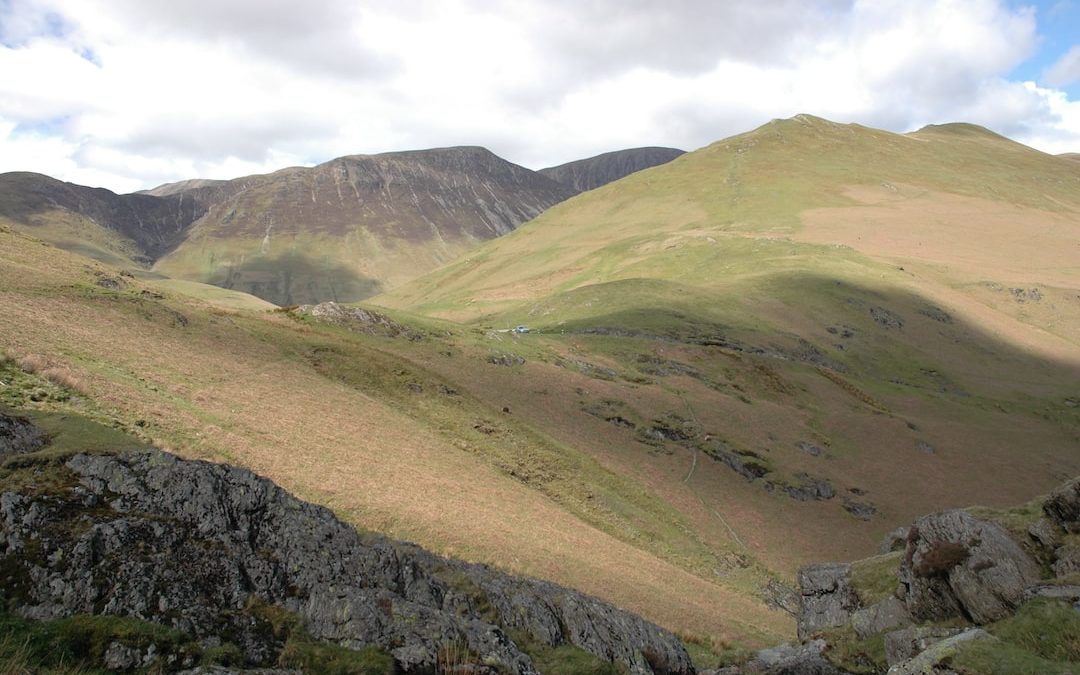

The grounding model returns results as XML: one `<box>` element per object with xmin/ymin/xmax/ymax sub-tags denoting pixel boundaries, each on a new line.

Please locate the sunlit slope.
<box><xmin>378</xmin><ymin>115</ymin><xmax>1080</xmax><ymax>333</ymax></box>
<box><xmin>0</xmin><ymin>224</ymin><xmax>788</xmax><ymax>646</ymax></box>
<box><xmin>371</xmin><ymin>115</ymin><xmax>1080</xmax><ymax>601</ymax></box>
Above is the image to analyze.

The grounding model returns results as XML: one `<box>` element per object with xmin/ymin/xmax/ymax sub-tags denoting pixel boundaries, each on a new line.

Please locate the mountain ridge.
<box><xmin>539</xmin><ymin>146</ymin><xmax>686</xmax><ymax>194</ymax></box>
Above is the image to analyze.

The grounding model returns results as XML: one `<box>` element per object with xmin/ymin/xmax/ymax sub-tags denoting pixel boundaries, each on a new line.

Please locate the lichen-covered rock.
<box><xmin>883</xmin><ymin>626</ymin><xmax>964</xmax><ymax>666</ymax></box>
<box><xmin>1045</xmin><ymin>478</ymin><xmax>1080</xmax><ymax>533</ymax></box>
<box><xmin>898</xmin><ymin>510</ymin><xmax>1040</xmax><ymax>624</ymax></box>
<box><xmin>797</xmin><ymin>563</ymin><xmax>858</xmax><ymax>640</ymax></box>
<box><xmin>850</xmin><ymin>597</ymin><xmax>911</xmax><ymax>639</ymax></box>
<box><xmin>1028</xmin><ymin>517</ymin><xmax>1062</xmax><ymax>551</ymax></box>
<box><xmin>1</xmin><ymin>449</ymin><xmax>690</xmax><ymax>674</ymax></box>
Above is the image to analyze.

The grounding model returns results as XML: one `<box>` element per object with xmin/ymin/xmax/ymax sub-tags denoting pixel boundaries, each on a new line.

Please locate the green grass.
<box><xmin>953</xmin><ymin>599</ymin><xmax>1080</xmax><ymax>674</ymax></box>
<box><xmin>509</xmin><ymin>630</ymin><xmax>628</xmax><ymax>675</ymax></box>
<box><xmin>850</xmin><ymin>552</ymin><xmax>902</xmax><ymax>606</ymax></box>
<box><xmin>818</xmin><ymin>626</ymin><xmax>887</xmax><ymax>674</ymax></box>
<box><xmin>0</xmin><ymin>610</ymin><xmax>199</xmax><ymax>674</ymax></box>
<box><xmin>0</xmin><ymin>596</ymin><xmax>396</xmax><ymax>674</ymax></box>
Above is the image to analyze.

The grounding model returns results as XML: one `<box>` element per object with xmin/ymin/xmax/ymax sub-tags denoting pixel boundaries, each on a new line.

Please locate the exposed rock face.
<box><xmin>538</xmin><ymin>147</ymin><xmax>685</xmax><ymax>194</ymax></box>
<box><xmin>850</xmin><ymin>597</ymin><xmax>910</xmax><ymax>639</ymax></box>
<box><xmin>797</xmin><ymin>563</ymin><xmax>857</xmax><ymax>640</ymax></box>
<box><xmin>296</xmin><ymin>301</ymin><xmax>424</xmax><ymax>340</ymax></box>
<box><xmin>1044</xmin><ymin>478</ymin><xmax>1080</xmax><ymax>533</ymax></box>
<box><xmin>0</xmin><ymin>444</ymin><xmax>691</xmax><ymax>674</ymax></box>
<box><xmin>156</xmin><ymin>147</ymin><xmax>576</xmax><ymax>305</ymax></box>
<box><xmin>898</xmin><ymin>510</ymin><xmax>1040</xmax><ymax>624</ymax></box>
<box><xmin>883</xmin><ymin>626</ymin><xmax>964</xmax><ymax>666</ymax></box>
<box><xmin>0</xmin><ymin>412</ymin><xmax>45</xmax><ymax>457</ymax></box>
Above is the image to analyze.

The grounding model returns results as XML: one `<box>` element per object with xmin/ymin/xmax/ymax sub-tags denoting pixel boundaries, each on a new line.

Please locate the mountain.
<box><xmin>0</xmin><ymin>146</ymin><xmax>577</xmax><ymax>306</ymax></box>
<box><xmin>0</xmin><ymin>171</ymin><xmax>204</xmax><ymax>266</ymax></box>
<box><xmin>150</xmin><ymin>146</ymin><xmax>575</xmax><ymax>305</ymax></box>
<box><xmin>539</xmin><ymin>146</ymin><xmax>685</xmax><ymax>194</ymax></box>
<box><xmin>1</xmin><ymin>115</ymin><xmax>1077</xmax><ymax>668</ymax></box>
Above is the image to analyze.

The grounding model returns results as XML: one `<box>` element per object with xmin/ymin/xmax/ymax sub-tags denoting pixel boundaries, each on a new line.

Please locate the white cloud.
<box><xmin>1046</xmin><ymin>45</ymin><xmax>1080</xmax><ymax>86</ymax></box>
<box><xmin>0</xmin><ymin>0</ymin><xmax>1078</xmax><ymax>192</ymax></box>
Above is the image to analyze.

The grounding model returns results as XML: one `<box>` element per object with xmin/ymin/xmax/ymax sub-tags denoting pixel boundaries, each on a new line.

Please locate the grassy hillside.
<box><xmin>370</xmin><ymin>114</ymin><xmax>1080</xmax><ymax>625</ymax></box>
<box><xmin>1</xmin><ymin>115</ymin><xmax>1077</xmax><ymax>663</ymax></box>
<box><xmin>0</xmin><ymin>224</ymin><xmax>791</xmax><ymax>653</ymax></box>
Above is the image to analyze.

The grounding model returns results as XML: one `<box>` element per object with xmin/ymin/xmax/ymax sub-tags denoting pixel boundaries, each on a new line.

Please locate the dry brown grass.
<box><xmin>0</xmin><ymin>228</ymin><xmax>791</xmax><ymax>645</ymax></box>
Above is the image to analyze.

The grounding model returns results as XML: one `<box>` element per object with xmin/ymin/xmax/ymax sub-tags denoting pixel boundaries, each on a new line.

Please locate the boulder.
<box><xmin>899</xmin><ymin>510</ymin><xmax>1040</xmax><ymax>624</ymax></box>
<box><xmin>1044</xmin><ymin>478</ymin><xmax>1080</xmax><ymax>533</ymax></box>
<box><xmin>798</xmin><ymin>563</ymin><xmax>858</xmax><ymax>640</ymax></box>
<box><xmin>851</xmin><ymin>597</ymin><xmax>911</xmax><ymax>639</ymax></box>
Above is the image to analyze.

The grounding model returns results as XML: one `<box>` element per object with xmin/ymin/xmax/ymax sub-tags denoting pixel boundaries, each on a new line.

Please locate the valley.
<box><xmin>0</xmin><ymin>115</ymin><xmax>1078</xmax><ymax>672</ymax></box>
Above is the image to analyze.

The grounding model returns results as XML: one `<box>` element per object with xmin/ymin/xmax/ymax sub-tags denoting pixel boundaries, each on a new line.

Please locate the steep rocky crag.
<box><xmin>0</xmin><ymin>413</ymin><xmax>691</xmax><ymax>674</ymax></box>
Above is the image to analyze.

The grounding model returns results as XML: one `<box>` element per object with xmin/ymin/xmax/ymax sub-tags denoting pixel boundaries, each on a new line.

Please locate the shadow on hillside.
<box><xmin>538</xmin><ymin>273</ymin><xmax>1080</xmax><ymax>399</ymax></box>
<box><xmin>210</xmin><ymin>250</ymin><xmax>383</xmax><ymax>306</ymax></box>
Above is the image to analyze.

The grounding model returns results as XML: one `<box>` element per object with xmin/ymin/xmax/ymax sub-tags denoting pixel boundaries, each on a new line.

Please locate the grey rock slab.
<box><xmin>1044</xmin><ymin>478</ymin><xmax>1080</xmax><ymax>533</ymax></box>
<box><xmin>884</xmin><ymin>626</ymin><xmax>964</xmax><ymax>666</ymax></box>
<box><xmin>0</xmin><ymin>412</ymin><xmax>46</xmax><ymax>457</ymax></box>
<box><xmin>886</xmin><ymin>628</ymin><xmax>993</xmax><ymax>675</ymax></box>
<box><xmin>1028</xmin><ymin>517</ymin><xmax>1061</xmax><ymax>551</ymax></box>
<box><xmin>744</xmin><ymin>639</ymin><xmax>848</xmax><ymax>674</ymax></box>
<box><xmin>798</xmin><ymin>563</ymin><xmax>858</xmax><ymax>640</ymax></box>
<box><xmin>851</xmin><ymin>597</ymin><xmax>912</xmax><ymax>639</ymax></box>
<box><xmin>899</xmin><ymin>510</ymin><xmax>1040</xmax><ymax>624</ymax></box>
<box><xmin>1</xmin><ymin>449</ymin><xmax>691</xmax><ymax>674</ymax></box>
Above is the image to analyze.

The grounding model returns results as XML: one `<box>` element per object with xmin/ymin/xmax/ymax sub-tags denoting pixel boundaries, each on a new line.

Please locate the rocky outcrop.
<box><xmin>898</xmin><ymin>510</ymin><xmax>1040</xmax><ymax>624</ymax></box>
<box><xmin>792</xmin><ymin>474</ymin><xmax>1080</xmax><ymax>674</ymax></box>
<box><xmin>0</xmin><ymin>412</ymin><xmax>45</xmax><ymax>457</ymax></box>
<box><xmin>885</xmin><ymin>629</ymin><xmax>993</xmax><ymax>675</ymax></box>
<box><xmin>0</xmin><ymin>425</ymin><xmax>690</xmax><ymax>674</ymax></box>
<box><xmin>1044</xmin><ymin>478</ymin><xmax>1080</xmax><ymax>533</ymax></box>
<box><xmin>797</xmin><ymin>563</ymin><xmax>857</xmax><ymax>640</ymax></box>
<box><xmin>295</xmin><ymin>301</ymin><xmax>424</xmax><ymax>340</ymax></box>
<box><xmin>850</xmin><ymin>597</ymin><xmax>909</xmax><ymax>639</ymax></box>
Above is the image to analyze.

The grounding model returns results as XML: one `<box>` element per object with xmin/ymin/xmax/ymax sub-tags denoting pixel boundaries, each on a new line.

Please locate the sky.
<box><xmin>1</xmin><ymin>0</ymin><xmax>1079</xmax><ymax>193</ymax></box>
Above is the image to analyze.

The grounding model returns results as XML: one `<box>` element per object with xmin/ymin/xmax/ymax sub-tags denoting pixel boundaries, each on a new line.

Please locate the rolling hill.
<box><xmin>372</xmin><ymin>113</ymin><xmax>1080</xmax><ymax>614</ymax></box>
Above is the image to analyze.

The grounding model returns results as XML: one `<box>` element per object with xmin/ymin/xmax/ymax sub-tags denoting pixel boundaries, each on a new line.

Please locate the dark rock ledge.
<box><xmin>0</xmin><ymin>413</ymin><xmax>691</xmax><ymax>674</ymax></box>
